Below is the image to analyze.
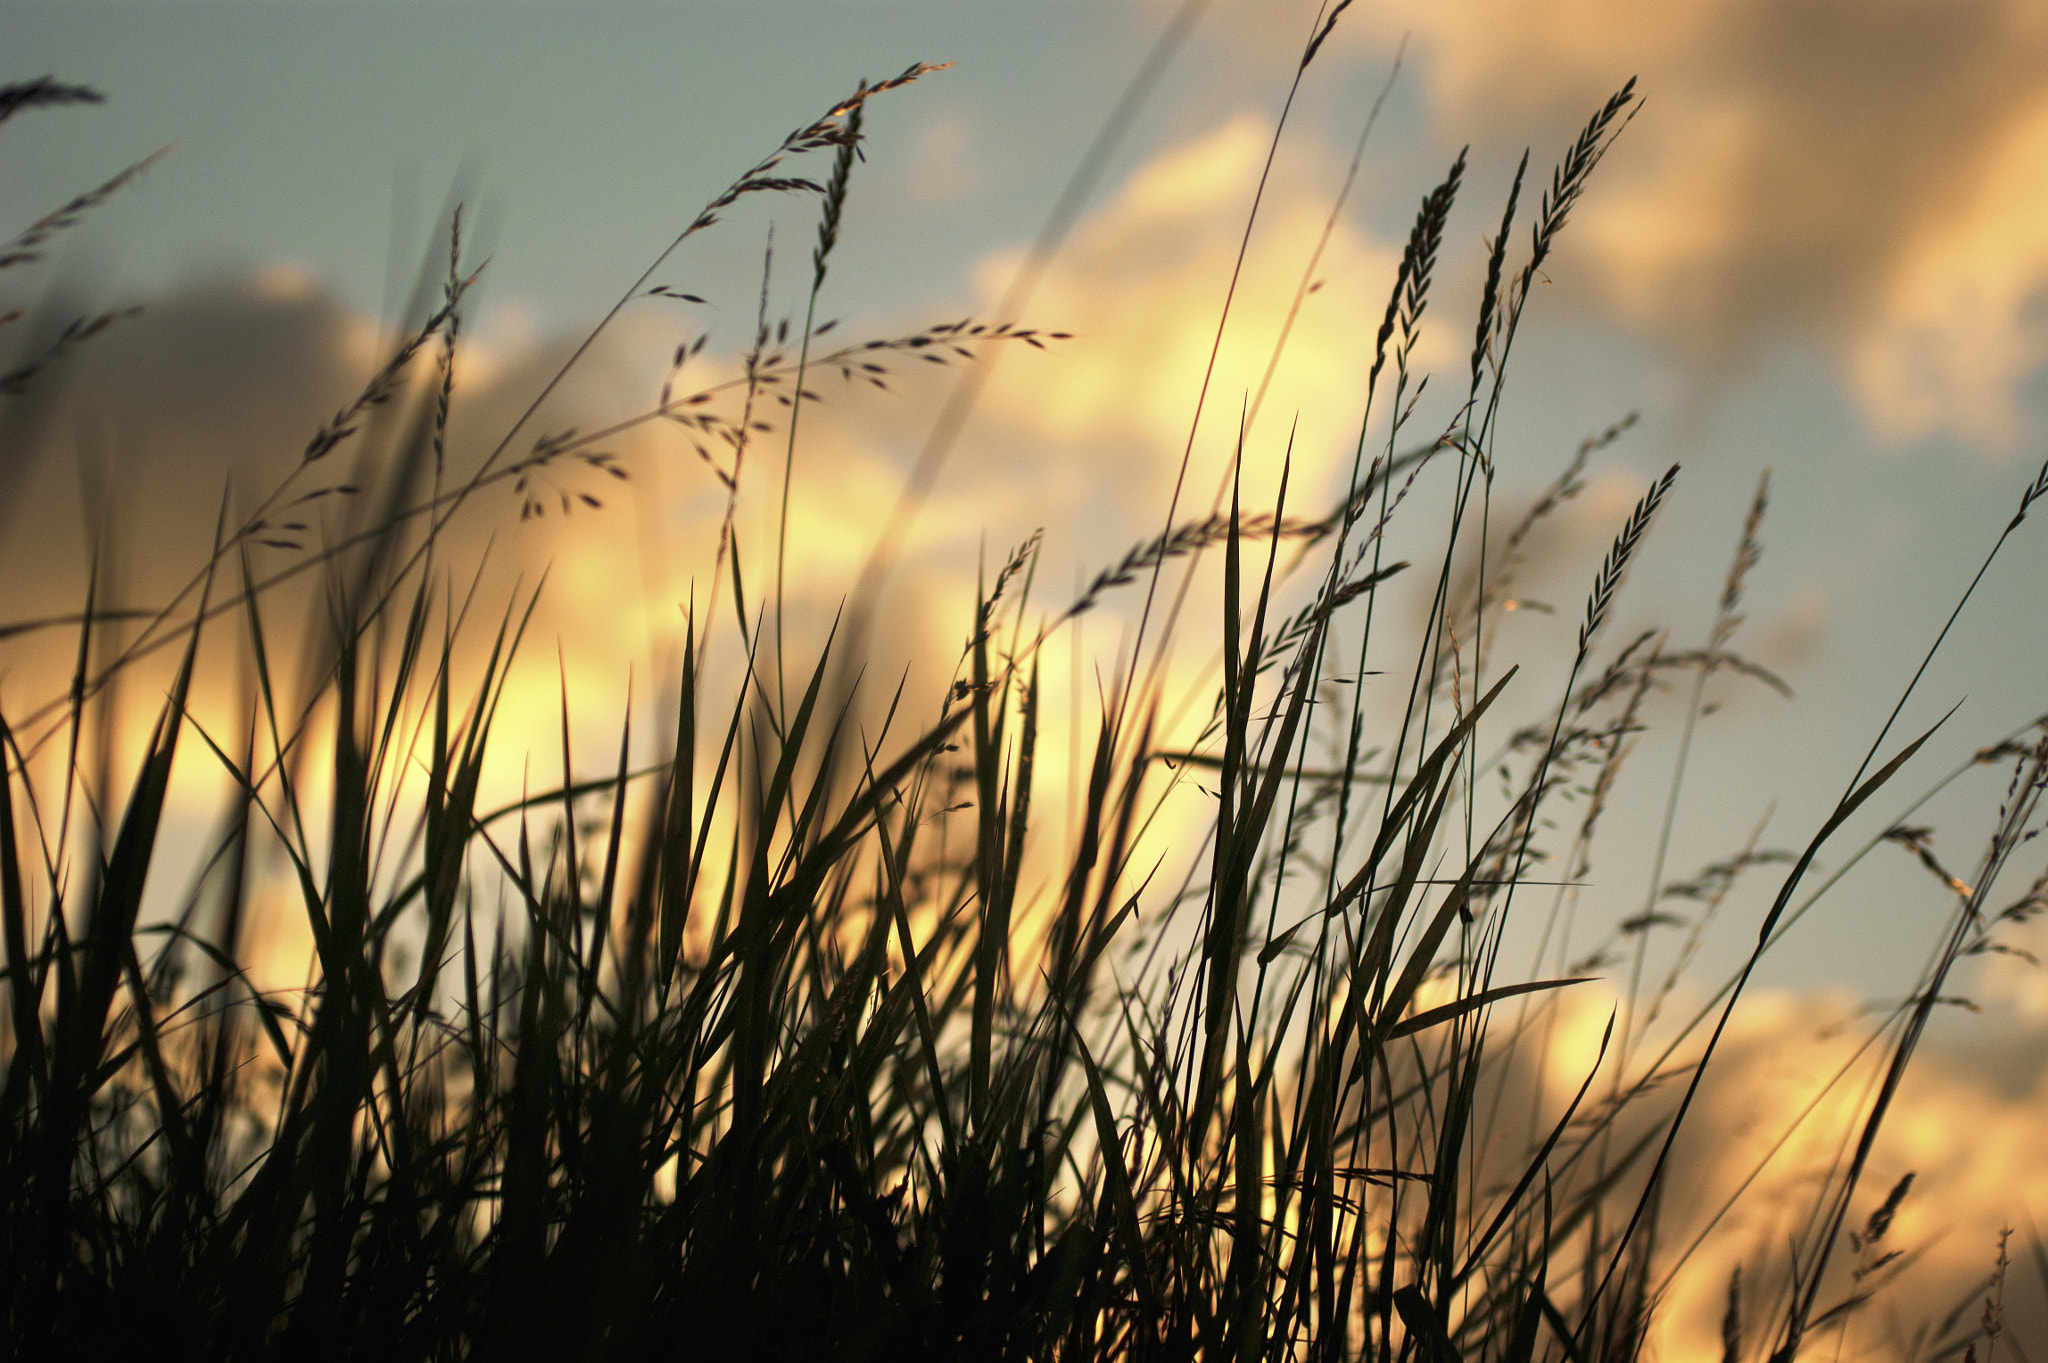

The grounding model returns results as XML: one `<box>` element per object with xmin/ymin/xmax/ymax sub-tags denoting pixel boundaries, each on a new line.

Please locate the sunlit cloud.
<box><xmin>1852</xmin><ymin>98</ymin><xmax>2048</xmax><ymax>449</ymax></box>
<box><xmin>1536</xmin><ymin>983</ymin><xmax>2048</xmax><ymax>1358</ymax></box>
<box><xmin>970</xmin><ymin>111</ymin><xmax>1416</xmax><ymax>519</ymax></box>
<box><xmin>1296</xmin><ymin>0</ymin><xmax>2048</xmax><ymax>448</ymax></box>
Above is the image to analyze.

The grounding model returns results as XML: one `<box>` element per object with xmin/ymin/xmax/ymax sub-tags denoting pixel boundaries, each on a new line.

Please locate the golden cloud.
<box><xmin>970</xmin><ymin>110</ymin><xmax>1417</xmax><ymax>521</ymax></box>
<box><xmin>1531</xmin><ymin>982</ymin><xmax>2048</xmax><ymax>1358</ymax></box>
<box><xmin>1297</xmin><ymin>0</ymin><xmax>2048</xmax><ymax>447</ymax></box>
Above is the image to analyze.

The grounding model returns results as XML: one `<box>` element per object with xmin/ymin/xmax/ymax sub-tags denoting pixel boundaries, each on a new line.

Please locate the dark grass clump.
<box><xmin>4</xmin><ymin>24</ymin><xmax>2048</xmax><ymax>1363</ymax></box>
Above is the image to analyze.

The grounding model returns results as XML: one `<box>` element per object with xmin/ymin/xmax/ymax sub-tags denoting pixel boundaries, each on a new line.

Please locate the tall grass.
<box><xmin>2</xmin><ymin>30</ymin><xmax>2046</xmax><ymax>1361</ymax></box>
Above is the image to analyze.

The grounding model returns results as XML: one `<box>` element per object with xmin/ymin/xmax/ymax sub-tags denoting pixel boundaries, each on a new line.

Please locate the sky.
<box><xmin>6</xmin><ymin>1</ymin><xmax>2048</xmax><ymax>1352</ymax></box>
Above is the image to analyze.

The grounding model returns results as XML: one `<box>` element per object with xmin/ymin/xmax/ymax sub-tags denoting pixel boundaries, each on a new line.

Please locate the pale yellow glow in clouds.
<box><xmin>975</xmin><ymin>112</ymin><xmax>1415</xmax><ymax>511</ymax></box>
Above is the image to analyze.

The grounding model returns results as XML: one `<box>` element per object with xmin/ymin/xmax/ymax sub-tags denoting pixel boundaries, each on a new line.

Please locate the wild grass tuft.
<box><xmin>3</xmin><ymin>26</ymin><xmax>2045</xmax><ymax>1363</ymax></box>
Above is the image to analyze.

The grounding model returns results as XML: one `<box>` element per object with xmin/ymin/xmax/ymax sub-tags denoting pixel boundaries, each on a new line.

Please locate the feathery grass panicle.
<box><xmin>303</xmin><ymin>267</ymin><xmax>479</xmax><ymax>467</ymax></box>
<box><xmin>2009</xmin><ymin>450</ymin><xmax>2048</xmax><ymax>530</ymax></box>
<box><xmin>0</xmin><ymin>76</ymin><xmax>104</xmax><ymax>124</ymax></box>
<box><xmin>1300</xmin><ymin>0</ymin><xmax>1355</xmax><ymax>71</ymax></box>
<box><xmin>0</xmin><ymin>306</ymin><xmax>143</xmax><ymax>398</ymax></box>
<box><xmin>1371</xmin><ymin>149</ymin><xmax>1467</xmax><ymax>395</ymax></box>
<box><xmin>0</xmin><ymin>144</ymin><xmax>171</xmax><ymax>272</ymax></box>
<box><xmin>1514</xmin><ymin>77</ymin><xmax>1639</xmax><ymax>315</ymax></box>
<box><xmin>1470</xmin><ymin>150</ymin><xmax>1527</xmax><ymax>395</ymax></box>
<box><xmin>1716</xmin><ymin>469</ymin><xmax>1770</xmax><ymax>647</ymax></box>
<box><xmin>0</xmin><ymin>106</ymin><xmax>166</xmax><ymax>401</ymax></box>
<box><xmin>1580</xmin><ymin>463</ymin><xmax>1679</xmax><ymax>656</ymax></box>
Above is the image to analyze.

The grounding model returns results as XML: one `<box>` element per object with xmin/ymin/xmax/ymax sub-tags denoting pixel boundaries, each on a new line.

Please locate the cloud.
<box><xmin>1514</xmin><ymin>983</ymin><xmax>2048</xmax><ymax>1359</ymax></box>
<box><xmin>0</xmin><ymin>265</ymin><xmax>373</xmax><ymax>557</ymax></box>
<box><xmin>968</xmin><ymin>110</ymin><xmax>1415</xmax><ymax>536</ymax></box>
<box><xmin>0</xmin><ymin>259</ymin><xmax>1093</xmax><ymax>837</ymax></box>
<box><xmin>1851</xmin><ymin>98</ymin><xmax>2048</xmax><ymax>447</ymax></box>
<box><xmin>1304</xmin><ymin>0</ymin><xmax>2048</xmax><ymax>447</ymax></box>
